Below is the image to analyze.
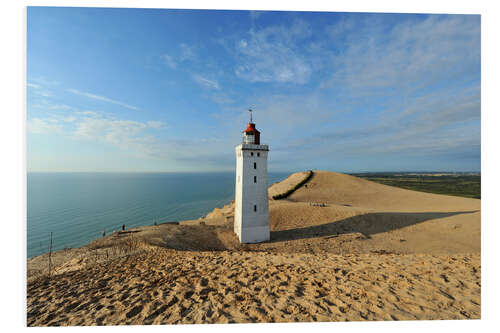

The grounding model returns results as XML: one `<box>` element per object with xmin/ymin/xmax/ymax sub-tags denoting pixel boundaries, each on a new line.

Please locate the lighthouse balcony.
<box><xmin>235</xmin><ymin>143</ymin><xmax>269</xmax><ymax>151</ymax></box>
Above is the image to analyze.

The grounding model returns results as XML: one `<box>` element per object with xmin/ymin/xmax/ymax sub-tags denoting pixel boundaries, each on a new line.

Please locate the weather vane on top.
<box><xmin>248</xmin><ymin>107</ymin><xmax>253</xmax><ymax>123</ymax></box>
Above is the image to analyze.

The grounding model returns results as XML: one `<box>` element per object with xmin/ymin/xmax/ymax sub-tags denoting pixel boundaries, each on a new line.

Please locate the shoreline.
<box><xmin>27</xmin><ymin>170</ymin><xmax>313</xmax><ymax>262</ymax></box>
<box><xmin>27</xmin><ymin>171</ymin><xmax>294</xmax><ymax>260</ymax></box>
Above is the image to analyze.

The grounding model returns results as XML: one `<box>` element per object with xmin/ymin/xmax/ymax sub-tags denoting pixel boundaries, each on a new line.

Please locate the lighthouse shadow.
<box><xmin>270</xmin><ymin>210</ymin><xmax>478</xmax><ymax>242</ymax></box>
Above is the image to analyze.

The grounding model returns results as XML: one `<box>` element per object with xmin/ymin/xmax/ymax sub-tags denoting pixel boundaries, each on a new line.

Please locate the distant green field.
<box><xmin>351</xmin><ymin>173</ymin><xmax>481</xmax><ymax>199</ymax></box>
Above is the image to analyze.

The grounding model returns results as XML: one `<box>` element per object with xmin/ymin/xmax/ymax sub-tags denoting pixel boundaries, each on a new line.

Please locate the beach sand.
<box><xmin>27</xmin><ymin>171</ymin><xmax>481</xmax><ymax>326</ymax></box>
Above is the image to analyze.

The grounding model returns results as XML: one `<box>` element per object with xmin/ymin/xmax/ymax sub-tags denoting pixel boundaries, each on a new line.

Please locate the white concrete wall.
<box><xmin>234</xmin><ymin>143</ymin><xmax>270</xmax><ymax>243</ymax></box>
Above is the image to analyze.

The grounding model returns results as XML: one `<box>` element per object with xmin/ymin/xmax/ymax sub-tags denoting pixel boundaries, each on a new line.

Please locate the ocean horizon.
<box><xmin>27</xmin><ymin>171</ymin><xmax>290</xmax><ymax>259</ymax></box>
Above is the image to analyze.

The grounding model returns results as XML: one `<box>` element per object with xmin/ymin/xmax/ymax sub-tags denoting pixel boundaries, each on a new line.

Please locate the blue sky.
<box><xmin>27</xmin><ymin>7</ymin><xmax>481</xmax><ymax>173</ymax></box>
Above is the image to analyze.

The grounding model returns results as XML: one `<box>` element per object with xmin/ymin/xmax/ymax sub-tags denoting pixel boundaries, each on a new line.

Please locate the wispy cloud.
<box><xmin>28</xmin><ymin>110</ymin><xmax>167</xmax><ymax>158</ymax></box>
<box><xmin>162</xmin><ymin>54</ymin><xmax>177</xmax><ymax>69</ymax></box>
<box><xmin>30</xmin><ymin>77</ymin><xmax>60</xmax><ymax>86</ymax></box>
<box><xmin>249</xmin><ymin>10</ymin><xmax>264</xmax><ymax>21</ymax></box>
<box><xmin>75</xmin><ymin>117</ymin><xmax>148</xmax><ymax>143</ymax></box>
<box><xmin>234</xmin><ymin>19</ymin><xmax>313</xmax><ymax>84</ymax></box>
<box><xmin>326</xmin><ymin>16</ymin><xmax>356</xmax><ymax>39</ymax></box>
<box><xmin>161</xmin><ymin>43</ymin><xmax>197</xmax><ymax>70</ymax></box>
<box><xmin>147</xmin><ymin>121</ymin><xmax>164</xmax><ymax>128</ymax></box>
<box><xmin>76</xmin><ymin>111</ymin><xmax>100</xmax><ymax>117</ymax></box>
<box><xmin>27</xmin><ymin>82</ymin><xmax>53</xmax><ymax>97</ymax></box>
<box><xmin>27</xmin><ymin>118</ymin><xmax>63</xmax><ymax>134</ymax></box>
<box><xmin>31</xmin><ymin>100</ymin><xmax>75</xmax><ymax>111</ymax></box>
<box><xmin>27</xmin><ymin>107</ymin><xmax>225</xmax><ymax>166</ymax></box>
<box><xmin>323</xmin><ymin>15</ymin><xmax>480</xmax><ymax>96</ymax></box>
<box><xmin>67</xmin><ymin>88</ymin><xmax>140</xmax><ymax>111</ymax></box>
<box><xmin>192</xmin><ymin>74</ymin><xmax>220</xmax><ymax>90</ymax></box>
<box><xmin>210</xmin><ymin>92</ymin><xmax>234</xmax><ymax>105</ymax></box>
<box><xmin>179</xmin><ymin>43</ymin><xmax>196</xmax><ymax>61</ymax></box>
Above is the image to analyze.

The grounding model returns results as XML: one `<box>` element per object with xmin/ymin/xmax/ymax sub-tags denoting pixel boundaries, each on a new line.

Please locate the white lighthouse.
<box><xmin>234</xmin><ymin>108</ymin><xmax>270</xmax><ymax>243</ymax></box>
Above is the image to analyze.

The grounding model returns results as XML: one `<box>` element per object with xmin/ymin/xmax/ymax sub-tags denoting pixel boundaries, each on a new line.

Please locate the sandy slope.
<box><xmin>287</xmin><ymin>171</ymin><xmax>479</xmax><ymax>212</ymax></box>
<box><xmin>267</xmin><ymin>171</ymin><xmax>311</xmax><ymax>199</ymax></box>
<box><xmin>27</xmin><ymin>250</ymin><xmax>480</xmax><ymax>326</ymax></box>
<box><xmin>27</xmin><ymin>170</ymin><xmax>481</xmax><ymax>326</ymax></box>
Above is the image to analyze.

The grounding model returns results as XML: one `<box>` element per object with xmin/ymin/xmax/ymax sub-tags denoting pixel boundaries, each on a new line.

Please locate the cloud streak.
<box><xmin>27</xmin><ymin>81</ymin><xmax>53</xmax><ymax>97</ymax></box>
<box><xmin>67</xmin><ymin>88</ymin><xmax>140</xmax><ymax>111</ymax></box>
<box><xmin>192</xmin><ymin>74</ymin><xmax>220</xmax><ymax>90</ymax></box>
<box><xmin>162</xmin><ymin>54</ymin><xmax>177</xmax><ymax>69</ymax></box>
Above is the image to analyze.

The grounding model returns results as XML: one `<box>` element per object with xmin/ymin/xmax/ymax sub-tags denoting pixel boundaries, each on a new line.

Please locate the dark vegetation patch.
<box><xmin>351</xmin><ymin>173</ymin><xmax>480</xmax><ymax>199</ymax></box>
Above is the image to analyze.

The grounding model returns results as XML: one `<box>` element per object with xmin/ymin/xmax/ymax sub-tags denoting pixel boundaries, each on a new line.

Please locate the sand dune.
<box><xmin>201</xmin><ymin>170</ymin><xmax>480</xmax><ymax>255</ymax></box>
<box><xmin>287</xmin><ymin>171</ymin><xmax>479</xmax><ymax>212</ymax></box>
<box><xmin>27</xmin><ymin>170</ymin><xmax>481</xmax><ymax>326</ymax></box>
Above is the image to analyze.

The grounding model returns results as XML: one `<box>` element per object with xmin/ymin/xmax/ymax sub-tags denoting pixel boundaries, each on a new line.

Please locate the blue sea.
<box><xmin>27</xmin><ymin>172</ymin><xmax>289</xmax><ymax>259</ymax></box>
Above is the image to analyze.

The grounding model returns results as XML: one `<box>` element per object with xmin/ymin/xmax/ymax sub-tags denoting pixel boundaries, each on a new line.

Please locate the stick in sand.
<box><xmin>48</xmin><ymin>232</ymin><xmax>53</xmax><ymax>279</ymax></box>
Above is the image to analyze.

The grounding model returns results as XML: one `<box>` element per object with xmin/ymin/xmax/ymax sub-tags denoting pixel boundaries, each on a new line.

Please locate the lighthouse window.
<box><xmin>254</xmin><ymin>205</ymin><xmax>257</xmax><ymax>212</ymax></box>
<box><xmin>254</xmin><ymin>176</ymin><xmax>257</xmax><ymax>183</ymax></box>
<box><xmin>257</xmin><ymin>153</ymin><xmax>260</xmax><ymax>157</ymax></box>
<box><xmin>251</xmin><ymin>152</ymin><xmax>254</xmax><ymax>156</ymax></box>
<box><xmin>254</xmin><ymin>162</ymin><xmax>257</xmax><ymax>169</ymax></box>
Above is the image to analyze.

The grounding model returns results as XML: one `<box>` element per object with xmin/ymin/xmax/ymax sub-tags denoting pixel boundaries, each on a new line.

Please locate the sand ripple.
<box><xmin>27</xmin><ymin>249</ymin><xmax>480</xmax><ymax>326</ymax></box>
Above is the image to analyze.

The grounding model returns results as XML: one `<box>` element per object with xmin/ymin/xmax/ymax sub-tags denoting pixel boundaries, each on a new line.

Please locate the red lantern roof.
<box><xmin>243</xmin><ymin>123</ymin><xmax>259</xmax><ymax>133</ymax></box>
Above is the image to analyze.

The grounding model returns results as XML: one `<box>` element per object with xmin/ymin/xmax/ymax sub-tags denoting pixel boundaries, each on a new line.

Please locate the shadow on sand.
<box><xmin>270</xmin><ymin>210</ymin><xmax>479</xmax><ymax>242</ymax></box>
<box><xmin>146</xmin><ymin>224</ymin><xmax>230</xmax><ymax>251</ymax></box>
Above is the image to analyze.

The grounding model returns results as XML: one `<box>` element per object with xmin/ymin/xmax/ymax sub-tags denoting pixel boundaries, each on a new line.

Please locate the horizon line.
<box><xmin>26</xmin><ymin>170</ymin><xmax>481</xmax><ymax>174</ymax></box>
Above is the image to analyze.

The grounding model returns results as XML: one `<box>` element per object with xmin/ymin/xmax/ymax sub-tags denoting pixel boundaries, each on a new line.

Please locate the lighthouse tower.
<box><xmin>234</xmin><ymin>108</ymin><xmax>270</xmax><ymax>243</ymax></box>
